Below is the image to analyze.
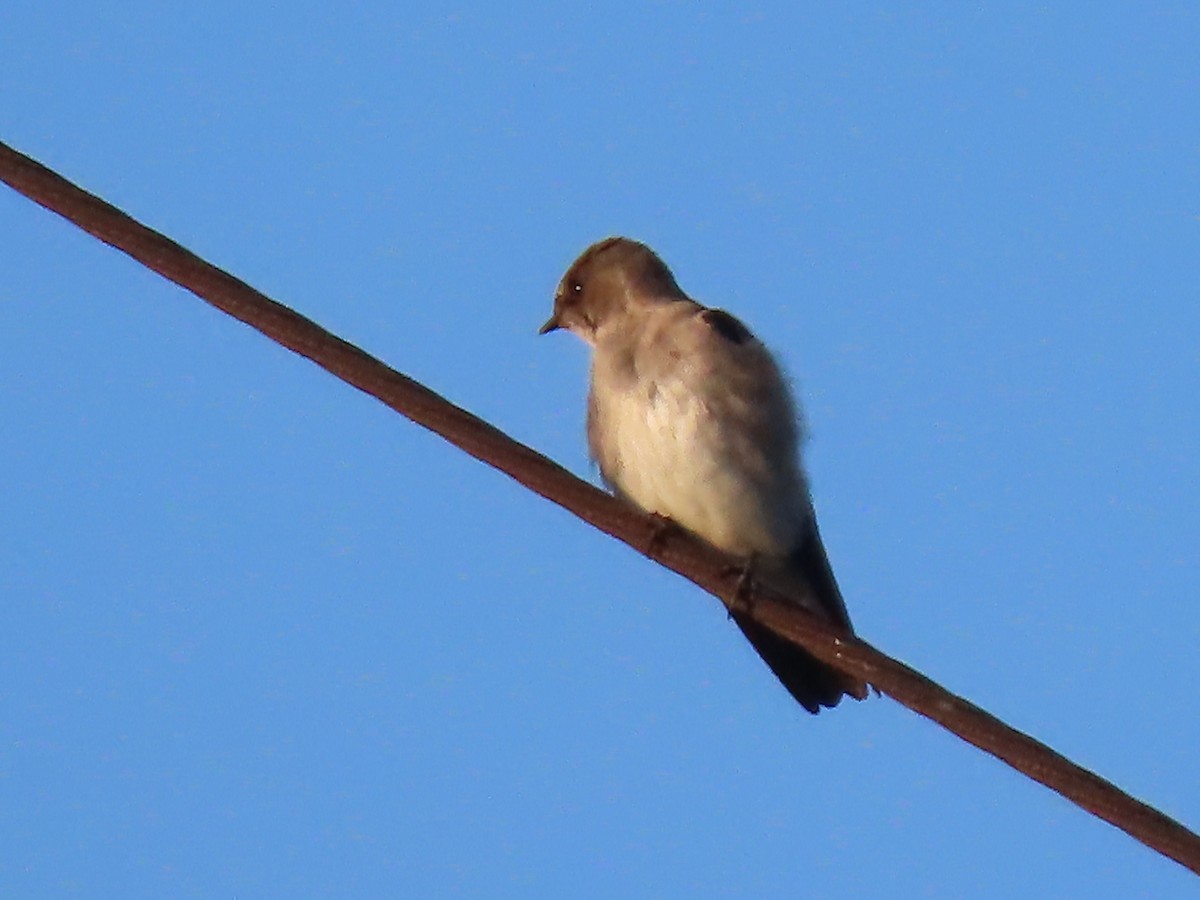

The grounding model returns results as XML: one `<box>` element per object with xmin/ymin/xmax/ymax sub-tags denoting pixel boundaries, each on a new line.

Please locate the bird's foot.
<box><xmin>724</xmin><ymin>553</ymin><xmax>760</xmax><ymax>620</ymax></box>
<box><xmin>641</xmin><ymin>511</ymin><xmax>680</xmax><ymax>558</ymax></box>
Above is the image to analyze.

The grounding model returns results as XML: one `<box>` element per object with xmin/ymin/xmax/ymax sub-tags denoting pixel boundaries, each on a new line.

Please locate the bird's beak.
<box><xmin>538</xmin><ymin>313</ymin><xmax>561</xmax><ymax>335</ymax></box>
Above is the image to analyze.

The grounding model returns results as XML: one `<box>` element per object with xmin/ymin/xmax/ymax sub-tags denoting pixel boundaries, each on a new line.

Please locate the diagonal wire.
<box><xmin>2</xmin><ymin>138</ymin><xmax>1197</xmax><ymax>876</ymax></box>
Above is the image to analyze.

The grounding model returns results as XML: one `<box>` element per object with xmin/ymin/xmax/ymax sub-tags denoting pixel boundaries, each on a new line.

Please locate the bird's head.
<box><xmin>539</xmin><ymin>237</ymin><xmax>685</xmax><ymax>345</ymax></box>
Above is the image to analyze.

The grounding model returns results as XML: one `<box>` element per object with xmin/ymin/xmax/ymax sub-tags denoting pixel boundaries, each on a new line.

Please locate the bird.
<box><xmin>539</xmin><ymin>236</ymin><xmax>868</xmax><ymax>714</ymax></box>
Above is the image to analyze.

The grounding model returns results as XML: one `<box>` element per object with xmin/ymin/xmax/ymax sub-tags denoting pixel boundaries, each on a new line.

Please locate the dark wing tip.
<box><xmin>731</xmin><ymin>613</ymin><xmax>867</xmax><ymax>714</ymax></box>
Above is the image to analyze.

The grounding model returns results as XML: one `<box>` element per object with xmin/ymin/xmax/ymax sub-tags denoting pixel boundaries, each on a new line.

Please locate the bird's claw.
<box><xmin>724</xmin><ymin>554</ymin><xmax>759</xmax><ymax>619</ymax></box>
<box><xmin>641</xmin><ymin>511</ymin><xmax>678</xmax><ymax>558</ymax></box>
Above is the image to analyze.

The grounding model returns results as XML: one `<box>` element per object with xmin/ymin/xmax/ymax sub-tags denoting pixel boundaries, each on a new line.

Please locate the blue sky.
<box><xmin>2</xmin><ymin>3</ymin><xmax>1198</xmax><ymax>897</ymax></box>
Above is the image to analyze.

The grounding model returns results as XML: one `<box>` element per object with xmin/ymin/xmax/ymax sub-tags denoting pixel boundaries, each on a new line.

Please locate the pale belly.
<box><xmin>604</xmin><ymin>377</ymin><xmax>807</xmax><ymax>559</ymax></box>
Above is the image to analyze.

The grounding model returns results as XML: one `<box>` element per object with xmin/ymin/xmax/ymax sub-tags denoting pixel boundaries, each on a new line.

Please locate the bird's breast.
<box><xmin>590</xmin><ymin>366</ymin><xmax>809</xmax><ymax>559</ymax></box>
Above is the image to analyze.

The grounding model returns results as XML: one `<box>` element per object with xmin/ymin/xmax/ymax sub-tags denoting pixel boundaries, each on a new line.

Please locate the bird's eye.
<box><xmin>571</xmin><ymin>280</ymin><xmax>583</xmax><ymax>293</ymax></box>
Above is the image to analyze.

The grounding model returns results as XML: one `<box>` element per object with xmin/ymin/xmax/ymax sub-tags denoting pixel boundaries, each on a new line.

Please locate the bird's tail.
<box><xmin>731</xmin><ymin>614</ymin><xmax>867</xmax><ymax>714</ymax></box>
<box><xmin>733</xmin><ymin>522</ymin><xmax>869</xmax><ymax>714</ymax></box>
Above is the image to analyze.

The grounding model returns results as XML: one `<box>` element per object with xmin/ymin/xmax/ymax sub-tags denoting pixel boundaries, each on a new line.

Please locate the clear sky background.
<box><xmin>2</xmin><ymin>4</ymin><xmax>1198</xmax><ymax>897</ymax></box>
